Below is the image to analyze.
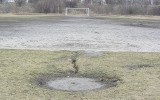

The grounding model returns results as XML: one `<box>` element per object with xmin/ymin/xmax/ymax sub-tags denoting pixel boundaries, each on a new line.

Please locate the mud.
<box><xmin>0</xmin><ymin>16</ymin><xmax>160</xmax><ymax>52</ymax></box>
<box><xmin>34</xmin><ymin>72</ymin><xmax>119</xmax><ymax>92</ymax></box>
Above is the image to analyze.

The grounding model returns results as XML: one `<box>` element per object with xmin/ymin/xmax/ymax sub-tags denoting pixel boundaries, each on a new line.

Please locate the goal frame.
<box><xmin>65</xmin><ymin>8</ymin><xmax>90</xmax><ymax>16</ymax></box>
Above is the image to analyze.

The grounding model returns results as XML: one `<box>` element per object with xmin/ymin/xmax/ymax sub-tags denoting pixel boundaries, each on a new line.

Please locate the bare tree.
<box><xmin>15</xmin><ymin>0</ymin><xmax>26</xmax><ymax>7</ymax></box>
<box><xmin>65</xmin><ymin>1</ymin><xmax>78</xmax><ymax>8</ymax></box>
<box><xmin>154</xmin><ymin>0</ymin><xmax>160</xmax><ymax>5</ymax></box>
<box><xmin>28</xmin><ymin>0</ymin><xmax>39</xmax><ymax>3</ymax></box>
<box><xmin>34</xmin><ymin>0</ymin><xmax>62</xmax><ymax>14</ymax></box>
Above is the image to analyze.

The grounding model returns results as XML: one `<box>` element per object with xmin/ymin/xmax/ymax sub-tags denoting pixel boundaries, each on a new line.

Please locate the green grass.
<box><xmin>0</xmin><ymin>49</ymin><xmax>160</xmax><ymax>100</ymax></box>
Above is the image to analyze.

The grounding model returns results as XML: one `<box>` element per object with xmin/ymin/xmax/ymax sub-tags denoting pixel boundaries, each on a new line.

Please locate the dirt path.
<box><xmin>0</xmin><ymin>16</ymin><xmax>160</xmax><ymax>52</ymax></box>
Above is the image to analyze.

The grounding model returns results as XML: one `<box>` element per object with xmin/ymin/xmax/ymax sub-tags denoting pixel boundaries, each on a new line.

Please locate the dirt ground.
<box><xmin>0</xmin><ymin>16</ymin><xmax>160</xmax><ymax>52</ymax></box>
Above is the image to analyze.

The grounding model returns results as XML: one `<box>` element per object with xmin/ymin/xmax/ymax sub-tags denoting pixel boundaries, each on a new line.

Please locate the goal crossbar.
<box><xmin>65</xmin><ymin>8</ymin><xmax>90</xmax><ymax>16</ymax></box>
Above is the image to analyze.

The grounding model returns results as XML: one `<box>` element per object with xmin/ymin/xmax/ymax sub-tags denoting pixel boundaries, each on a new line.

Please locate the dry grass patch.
<box><xmin>0</xmin><ymin>50</ymin><xmax>160</xmax><ymax>100</ymax></box>
<box><xmin>96</xmin><ymin>15</ymin><xmax>160</xmax><ymax>21</ymax></box>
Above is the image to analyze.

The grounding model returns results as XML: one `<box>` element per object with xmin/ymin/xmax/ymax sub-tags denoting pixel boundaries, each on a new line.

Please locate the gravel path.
<box><xmin>0</xmin><ymin>17</ymin><xmax>160</xmax><ymax>52</ymax></box>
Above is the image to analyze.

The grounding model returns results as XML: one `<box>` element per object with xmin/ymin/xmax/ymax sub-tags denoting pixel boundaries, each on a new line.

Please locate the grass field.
<box><xmin>0</xmin><ymin>14</ymin><xmax>160</xmax><ymax>99</ymax></box>
<box><xmin>0</xmin><ymin>49</ymin><xmax>160</xmax><ymax>100</ymax></box>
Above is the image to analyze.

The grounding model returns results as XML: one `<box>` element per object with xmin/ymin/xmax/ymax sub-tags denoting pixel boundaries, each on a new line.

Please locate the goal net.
<box><xmin>65</xmin><ymin>8</ymin><xmax>89</xmax><ymax>16</ymax></box>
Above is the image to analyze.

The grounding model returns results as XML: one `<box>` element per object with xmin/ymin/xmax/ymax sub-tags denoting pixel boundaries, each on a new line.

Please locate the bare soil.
<box><xmin>0</xmin><ymin>16</ymin><xmax>160</xmax><ymax>52</ymax></box>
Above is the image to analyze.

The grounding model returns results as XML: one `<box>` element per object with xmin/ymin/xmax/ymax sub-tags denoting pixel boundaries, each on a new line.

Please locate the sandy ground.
<box><xmin>0</xmin><ymin>16</ymin><xmax>160</xmax><ymax>52</ymax></box>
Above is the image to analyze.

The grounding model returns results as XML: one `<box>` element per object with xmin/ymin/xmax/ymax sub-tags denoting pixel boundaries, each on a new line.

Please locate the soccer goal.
<box><xmin>65</xmin><ymin>8</ymin><xmax>90</xmax><ymax>16</ymax></box>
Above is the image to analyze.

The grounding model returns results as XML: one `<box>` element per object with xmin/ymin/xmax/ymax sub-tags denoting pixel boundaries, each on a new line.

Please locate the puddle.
<box><xmin>34</xmin><ymin>73</ymin><xmax>119</xmax><ymax>92</ymax></box>
<box><xmin>47</xmin><ymin>77</ymin><xmax>104</xmax><ymax>91</ymax></box>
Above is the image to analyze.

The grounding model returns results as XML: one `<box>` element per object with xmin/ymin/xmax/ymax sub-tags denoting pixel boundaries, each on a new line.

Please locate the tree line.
<box><xmin>0</xmin><ymin>0</ymin><xmax>160</xmax><ymax>15</ymax></box>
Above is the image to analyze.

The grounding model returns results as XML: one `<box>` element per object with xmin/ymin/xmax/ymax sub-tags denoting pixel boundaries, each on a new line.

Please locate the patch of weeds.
<box><xmin>71</xmin><ymin>52</ymin><xmax>79</xmax><ymax>74</ymax></box>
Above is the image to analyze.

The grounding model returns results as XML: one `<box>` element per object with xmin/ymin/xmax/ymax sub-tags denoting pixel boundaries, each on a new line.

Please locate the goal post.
<box><xmin>65</xmin><ymin>8</ymin><xmax>90</xmax><ymax>16</ymax></box>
